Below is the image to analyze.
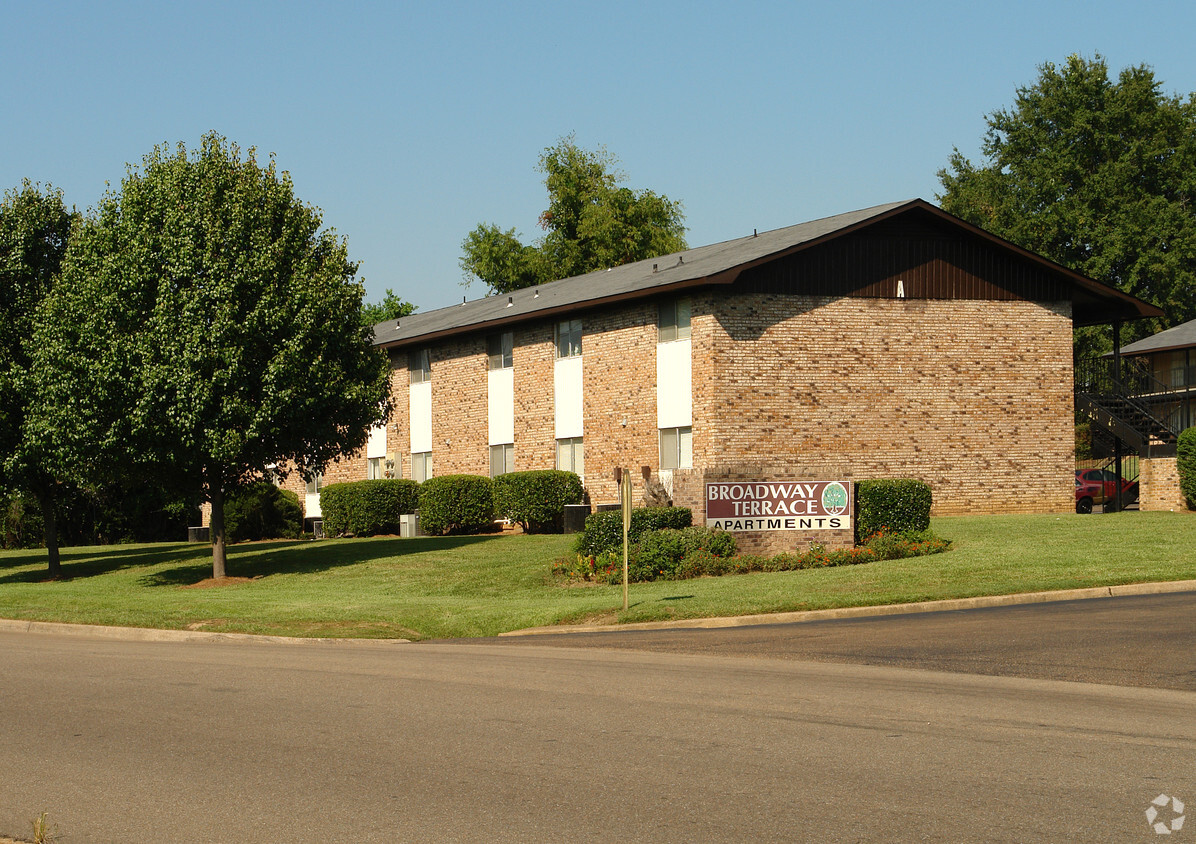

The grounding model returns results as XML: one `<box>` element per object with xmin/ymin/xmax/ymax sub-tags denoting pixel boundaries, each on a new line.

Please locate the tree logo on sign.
<box><xmin>822</xmin><ymin>482</ymin><xmax>848</xmax><ymax>516</ymax></box>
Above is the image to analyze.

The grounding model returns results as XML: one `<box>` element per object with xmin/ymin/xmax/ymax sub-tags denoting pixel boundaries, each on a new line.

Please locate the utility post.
<box><xmin>614</xmin><ymin>467</ymin><xmax>632</xmax><ymax>612</ymax></box>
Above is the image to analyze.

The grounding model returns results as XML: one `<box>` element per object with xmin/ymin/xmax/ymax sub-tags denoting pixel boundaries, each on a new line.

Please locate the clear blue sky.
<box><xmin>6</xmin><ymin>0</ymin><xmax>1196</xmax><ymax>313</ymax></box>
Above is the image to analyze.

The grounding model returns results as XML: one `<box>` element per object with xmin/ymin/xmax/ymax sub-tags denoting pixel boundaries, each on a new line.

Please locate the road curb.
<box><xmin>0</xmin><ymin>618</ymin><xmax>410</xmax><ymax>645</ymax></box>
<box><xmin>499</xmin><ymin>579</ymin><xmax>1196</xmax><ymax>636</ymax></box>
<box><xmin>3</xmin><ymin>580</ymin><xmax>1194</xmax><ymax>644</ymax></box>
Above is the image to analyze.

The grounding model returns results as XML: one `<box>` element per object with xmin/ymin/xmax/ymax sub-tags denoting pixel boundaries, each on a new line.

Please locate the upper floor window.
<box><xmin>658</xmin><ymin>298</ymin><xmax>691</xmax><ymax>342</ymax></box>
<box><xmin>556</xmin><ymin>319</ymin><xmax>582</xmax><ymax>358</ymax></box>
<box><xmin>487</xmin><ymin>332</ymin><xmax>513</xmax><ymax>370</ymax></box>
<box><xmin>305</xmin><ymin>472</ymin><xmax>324</xmax><ymax>495</ymax></box>
<box><xmin>409</xmin><ymin>348</ymin><xmax>431</xmax><ymax>384</ymax></box>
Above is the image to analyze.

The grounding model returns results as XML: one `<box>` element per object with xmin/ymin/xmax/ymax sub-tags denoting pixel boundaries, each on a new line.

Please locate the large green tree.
<box><xmin>461</xmin><ymin>136</ymin><xmax>687</xmax><ymax>293</ymax></box>
<box><xmin>938</xmin><ymin>54</ymin><xmax>1196</xmax><ymax>352</ymax></box>
<box><xmin>30</xmin><ymin>133</ymin><xmax>391</xmax><ymax>578</ymax></box>
<box><xmin>0</xmin><ymin>181</ymin><xmax>75</xmax><ymax>577</ymax></box>
<box><xmin>360</xmin><ymin>287</ymin><xmax>415</xmax><ymax>327</ymax></box>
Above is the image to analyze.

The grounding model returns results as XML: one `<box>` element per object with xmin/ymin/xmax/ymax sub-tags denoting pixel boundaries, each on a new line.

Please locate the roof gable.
<box><xmin>372</xmin><ymin>199</ymin><xmax>1162</xmax><ymax>349</ymax></box>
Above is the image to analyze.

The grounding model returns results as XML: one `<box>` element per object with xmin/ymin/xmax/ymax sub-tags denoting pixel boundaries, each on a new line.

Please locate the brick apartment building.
<box><xmin>278</xmin><ymin>198</ymin><xmax>1161</xmax><ymax>528</ymax></box>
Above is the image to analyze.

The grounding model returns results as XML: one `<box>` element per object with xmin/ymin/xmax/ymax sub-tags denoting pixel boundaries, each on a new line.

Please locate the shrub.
<box><xmin>223</xmin><ymin>482</ymin><xmax>302</xmax><ymax>543</ymax></box>
<box><xmin>0</xmin><ymin>494</ymin><xmax>43</xmax><ymax>550</ymax></box>
<box><xmin>493</xmin><ymin>470</ymin><xmax>584</xmax><ymax>533</ymax></box>
<box><xmin>321</xmin><ymin>479</ymin><xmax>420</xmax><ymax>537</ymax></box>
<box><xmin>573</xmin><ymin>506</ymin><xmax>692</xmax><ymax>556</ymax></box>
<box><xmin>418</xmin><ymin>474</ymin><xmax>496</xmax><ymax>535</ymax></box>
<box><xmin>1179</xmin><ymin>427</ymin><xmax>1196</xmax><ymax>509</ymax></box>
<box><xmin>855</xmin><ymin>479</ymin><xmax>932</xmax><ymax>539</ymax></box>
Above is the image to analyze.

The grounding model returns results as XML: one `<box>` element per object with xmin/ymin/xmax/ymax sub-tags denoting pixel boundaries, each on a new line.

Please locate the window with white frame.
<box><xmin>408</xmin><ymin>348</ymin><xmax>431</xmax><ymax>384</ymax></box>
<box><xmin>305</xmin><ymin>472</ymin><xmax>324</xmax><ymax>495</ymax></box>
<box><xmin>411</xmin><ymin>451</ymin><xmax>432</xmax><ymax>482</ymax></box>
<box><xmin>556</xmin><ymin>436</ymin><xmax>584</xmax><ymax>476</ymax></box>
<box><xmin>367</xmin><ymin>457</ymin><xmax>384</xmax><ymax>480</ymax></box>
<box><xmin>555</xmin><ymin>319</ymin><xmax>582</xmax><ymax>358</ymax></box>
<box><xmin>658</xmin><ymin>297</ymin><xmax>691</xmax><ymax>342</ymax></box>
<box><xmin>489</xmin><ymin>443</ymin><xmax>514</xmax><ymax>478</ymax></box>
<box><xmin>487</xmin><ymin>332</ymin><xmax>513</xmax><ymax>370</ymax></box>
<box><xmin>659</xmin><ymin>426</ymin><xmax>692</xmax><ymax>470</ymax></box>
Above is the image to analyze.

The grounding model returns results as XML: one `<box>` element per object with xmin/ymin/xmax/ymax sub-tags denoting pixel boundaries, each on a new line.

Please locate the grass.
<box><xmin>0</xmin><ymin>511</ymin><xmax>1193</xmax><ymax>640</ymax></box>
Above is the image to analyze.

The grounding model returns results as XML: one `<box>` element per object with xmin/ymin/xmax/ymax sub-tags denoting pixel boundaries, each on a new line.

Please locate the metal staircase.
<box><xmin>1075</xmin><ymin>356</ymin><xmax>1180</xmax><ymax>457</ymax></box>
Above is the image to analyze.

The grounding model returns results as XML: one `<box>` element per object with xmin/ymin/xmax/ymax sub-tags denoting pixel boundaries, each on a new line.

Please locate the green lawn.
<box><xmin>0</xmin><ymin>511</ymin><xmax>1193</xmax><ymax>639</ymax></box>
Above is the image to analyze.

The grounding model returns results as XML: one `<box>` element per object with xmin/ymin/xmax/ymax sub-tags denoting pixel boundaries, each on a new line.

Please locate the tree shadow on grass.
<box><xmin>140</xmin><ymin>534</ymin><xmax>503</xmax><ymax>586</ymax></box>
<box><xmin>0</xmin><ymin>543</ymin><xmax>213</xmax><ymax>583</ymax></box>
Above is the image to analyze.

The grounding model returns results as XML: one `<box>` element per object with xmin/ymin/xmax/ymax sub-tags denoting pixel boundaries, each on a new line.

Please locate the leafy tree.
<box><xmin>0</xmin><ymin>181</ymin><xmax>75</xmax><ymax>577</ymax></box>
<box><xmin>938</xmin><ymin>54</ymin><xmax>1196</xmax><ymax>353</ymax></box>
<box><xmin>461</xmin><ymin>136</ymin><xmax>687</xmax><ymax>293</ymax></box>
<box><xmin>360</xmin><ymin>287</ymin><xmax>416</xmax><ymax>327</ymax></box>
<box><xmin>30</xmin><ymin>133</ymin><xmax>391</xmax><ymax>578</ymax></box>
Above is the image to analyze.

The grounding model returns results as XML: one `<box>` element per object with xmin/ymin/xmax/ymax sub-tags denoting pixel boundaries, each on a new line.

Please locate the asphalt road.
<box><xmin>483</xmin><ymin>591</ymin><xmax>1196</xmax><ymax>691</ymax></box>
<box><xmin>3</xmin><ymin>595</ymin><xmax>1195</xmax><ymax>843</ymax></box>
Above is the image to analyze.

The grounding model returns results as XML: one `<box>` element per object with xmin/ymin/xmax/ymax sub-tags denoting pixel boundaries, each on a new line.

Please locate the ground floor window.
<box><xmin>412</xmin><ymin>451</ymin><xmax>432</xmax><ymax>482</ymax></box>
<box><xmin>367</xmin><ymin>456</ymin><xmax>384</xmax><ymax>480</ymax></box>
<box><xmin>556</xmin><ymin>437</ymin><xmax>584</xmax><ymax>477</ymax></box>
<box><xmin>490</xmin><ymin>443</ymin><xmax>514</xmax><ymax>477</ymax></box>
<box><xmin>659</xmin><ymin>426</ymin><xmax>692</xmax><ymax>470</ymax></box>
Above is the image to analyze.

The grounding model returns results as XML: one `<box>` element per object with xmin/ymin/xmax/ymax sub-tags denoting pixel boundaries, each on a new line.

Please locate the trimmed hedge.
<box><xmin>321</xmin><ymin>479</ymin><xmax>420</xmax><ymax>537</ymax></box>
<box><xmin>574</xmin><ymin>506</ymin><xmax>692</xmax><ymax>557</ymax></box>
<box><xmin>418</xmin><ymin>474</ymin><xmax>496</xmax><ymax>535</ymax></box>
<box><xmin>493</xmin><ymin>470</ymin><xmax>584</xmax><ymax>533</ymax></box>
<box><xmin>631</xmin><ymin>525</ymin><xmax>738</xmax><ymax>582</ymax></box>
<box><xmin>224</xmin><ymin>482</ymin><xmax>302</xmax><ymax>543</ymax></box>
<box><xmin>856</xmin><ymin>479</ymin><xmax>932</xmax><ymax>539</ymax></box>
<box><xmin>1179</xmin><ymin>426</ymin><xmax>1196</xmax><ymax>509</ymax></box>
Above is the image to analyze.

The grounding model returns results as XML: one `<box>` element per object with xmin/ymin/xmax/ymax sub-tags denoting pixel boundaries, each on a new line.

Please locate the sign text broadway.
<box><xmin>705</xmin><ymin>480</ymin><xmax>852</xmax><ymax>532</ymax></box>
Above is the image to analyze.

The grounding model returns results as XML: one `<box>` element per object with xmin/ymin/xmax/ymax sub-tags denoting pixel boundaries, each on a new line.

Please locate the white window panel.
<box><xmin>366</xmin><ymin>423</ymin><xmax>387</xmax><ymax>459</ymax></box>
<box><xmin>488</xmin><ymin>367</ymin><xmax>515</xmax><ymax>446</ymax></box>
<box><xmin>554</xmin><ymin>355</ymin><xmax>584</xmax><ymax>439</ymax></box>
<box><xmin>410</xmin><ymin>380</ymin><xmax>432</xmax><ymax>454</ymax></box>
<box><xmin>657</xmin><ymin>337</ymin><xmax>692</xmax><ymax>428</ymax></box>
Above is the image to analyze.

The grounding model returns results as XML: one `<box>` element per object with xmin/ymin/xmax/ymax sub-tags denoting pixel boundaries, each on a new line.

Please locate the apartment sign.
<box><xmin>706</xmin><ymin>480</ymin><xmax>852</xmax><ymax>532</ymax></box>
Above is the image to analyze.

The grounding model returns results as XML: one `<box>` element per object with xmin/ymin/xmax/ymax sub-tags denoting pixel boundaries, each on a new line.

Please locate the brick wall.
<box><xmin>432</xmin><ymin>335</ymin><xmax>488</xmax><ymax>476</ymax></box>
<box><xmin>582</xmin><ymin>302</ymin><xmax>659</xmax><ymax>503</ymax></box>
<box><xmin>513</xmin><ymin>323</ymin><xmax>556</xmax><ymax>472</ymax></box>
<box><xmin>694</xmin><ymin>294</ymin><xmax>1074</xmax><ymax>515</ymax></box>
<box><xmin>1140</xmin><ymin>457</ymin><xmax>1189</xmax><ymax>511</ymax></box>
<box><xmin>203</xmin><ymin>291</ymin><xmax>1074</xmax><ymax>528</ymax></box>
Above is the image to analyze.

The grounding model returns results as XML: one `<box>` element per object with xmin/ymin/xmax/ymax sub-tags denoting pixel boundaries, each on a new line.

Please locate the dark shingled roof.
<box><xmin>371</xmin><ymin>198</ymin><xmax>1162</xmax><ymax>349</ymax></box>
<box><xmin>1120</xmin><ymin>317</ymin><xmax>1196</xmax><ymax>356</ymax></box>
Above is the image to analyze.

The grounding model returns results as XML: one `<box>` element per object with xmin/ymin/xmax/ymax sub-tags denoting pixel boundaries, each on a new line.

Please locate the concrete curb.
<box><xmin>0</xmin><ymin>618</ymin><xmax>410</xmax><ymax>645</ymax></box>
<box><xmin>498</xmin><ymin>579</ymin><xmax>1196</xmax><ymax>636</ymax></box>
<box><xmin>3</xmin><ymin>580</ymin><xmax>1194</xmax><ymax>644</ymax></box>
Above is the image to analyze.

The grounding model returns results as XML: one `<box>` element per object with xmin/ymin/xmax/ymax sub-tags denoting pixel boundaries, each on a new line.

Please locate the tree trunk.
<box><xmin>41</xmin><ymin>491</ymin><xmax>61</xmax><ymax>580</ymax></box>
<box><xmin>210</xmin><ymin>480</ymin><xmax>227</xmax><ymax>579</ymax></box>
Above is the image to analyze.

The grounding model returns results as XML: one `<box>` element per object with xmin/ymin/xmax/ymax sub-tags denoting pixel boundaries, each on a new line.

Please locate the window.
<box><xmin>489</xmin><ymin>443</ymin><xmax>514</xmax><ymax>477</ymax></box>
<box><xmin>368</xmin><ymin>457</ymin><xmax>383</xmax><ymax>480</ymax></box>
<box><xmin>555</xmin><ymin>319</ymin><xmax>582</xmax><ymax>358</ymax></box>
<box><xmin>305</xmin><ymin>472</ymin><xmax>323</xmax><ymax>495</ymax></box>
<box><xmin>408</xmin><ymin>348</ymin><xmax>431</xmax><ymax>384</ymax></box>
<box><xmin>487</xmin><ymin>332</ymin><xmax>513</xmax><ymax>370</ymax></box>
<box><xmin>658</xmin><ymin>298</ymin><xmax>692</xmax><ymax>342</ymax></box>
<box><xmin>411</xmin><ymin>451</ymin><xmax>432</xmax><ymax>482</ymax></box>
<box><xmin>659</xmin><ymin>426</ymin><xmax>693</xmax><ymax>470</ymax></box>
<box><xmin>556</xmin><ymin>437</ymin><xmax>584</xmax><ymax>476</ymax></box>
